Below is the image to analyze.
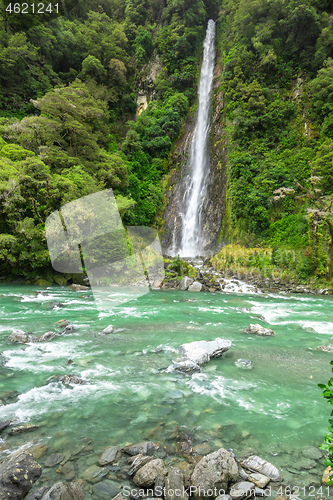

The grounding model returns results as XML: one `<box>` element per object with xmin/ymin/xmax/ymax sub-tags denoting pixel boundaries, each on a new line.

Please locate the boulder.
<box><xmin>39</xmin><ymin>331</ymin><xmax>56</xmax><ymax>342</ymax></box>
<box><xmin>10</xmin><ymin>424</ymin><xmax>39</xmax><ymax>435</ymax></box>
<box><xmin>188</xmin><ymin>281</ymin><xmax>202</xmax><ymax>292</ymax></box>
<box><xmin>123</xmin><ymin>441</ymin><xmax>155</xmax><ymax>456</ymax></box>
<box><xmin>179</xmin><ymin>277</ymin><xmax>194</xmax><ymax>291</ymax></box>
<box><xmin>191</xmin><ymin>448</ymin><xmax>239</xmax><ymax>499</ymax></box>
<box><xmin>165</xmin><ymin>468</ymin><xmax>188</xmax><ymax>500</ymax></box>
<box><xmin>44</xmin><ymin>453</ymin><xmax>65</xmax><ymax>468</ymax></box>
<box><xmin>25</xmin><ymin>487</ymin><xmax>50</xmax><ymax>500</ymax></box>
<box><xmin>82</xmin><ymin>464</ymin><xmax>108</xmax><ymax>483</ymax></box>
<box><xmin>230</xmin><ymin>482</ymin><xmax>255</xmax><ymax>499</ymax></box>
<box><xmin>61</xmin><ymin>324</ymin><xmax>75</xmax><ymax>334</ymax></box>
<box><xmin>240</xmin><ymin>455</ymin><xmax>282</xmax><ymax>481</ymax></box>
<box><xmin>55</xmin><ymin>319</ymin><xmax>70</xmax><ymax>328</ymax></box>
<box><xmin>28</xmin><ymin>444</ymin><xmax>47</xmax><ymax>460</ymax></box>
<box><xmin>40</xmin><ymin>481</ymin><xmax>84</xmax><ymax>499</ymax></box>
<box><xmin>53</xmin><ymin>275</ymin><xmax>68</xmax><ymax>286</ymax></box>
<box><xmin>92</xmin><ymin>480</ymin><xmax>120</xmax><ymax>499</ymax></box>
<box><xmin>133</xmin><ymin>459</ymin><xmax>168</xmax><ymax>487</ymax></box>
<box><xmin>128</xmin><ymin>454</ymin><xmax>153</xmax><ymax>476</ymax></box>
<box><xmin>0</xmin><ymin>420</ymin><xmax>10</xmax><ymax>432</ymax></box>
<box><xmin>0</xmin><ymin>450</ymin><xmax>42</xmax><ymax>499</ymax></box>
<box><xmin>70</xmin><ymin>284</ymin><xmax>89</xmax><ymax>291</ymax></box>
<box><xmin>0</xmin><ymin>352</ymin><xmax>7</xmax><ymax>366</ymax></box>
<box><xmin>243</xmin><ymin>324</ymin><xmax>274</xmax><ymax>336</ymax></box>
<box><xmin>172</xmin><ymin>358</ymin><xmax>201</xmax><ymax>374</ymax></box>
<box><xmin>153</xmin><ymin>279</ymin><xmax>163</xmax><ymax>288</ymax></box>
<box><xmin>48</xmin><ymin>374</ymin><xmax>85</xmax><ymax>386</ymax></box>
<box><xmin>35</xmin><ymin>279</ymin><xmax>52</xmax><ymax>286</ymax></box>
<box><xmin>9</xmin><ymin>329</ymin><xmax>30</xmax><ymax>344</ymax></box>
<box><xmin>179</xmin><ymin>339</ymin><xmax>232</xmax><ymax>365</ymax></box>
<box><xmin>98</xmin><ymin>445</ymin><xmax>121</xmax><ymax>466</ymax></box>
<box><xmin>101</xmin><ymin>325</ymin><xmax>114</xmax><ymax>334</ymax></box>
<box><xmin>247</xmin><ymin>472</ymin><xmax>270</xmax><ymax>488</ymax></box>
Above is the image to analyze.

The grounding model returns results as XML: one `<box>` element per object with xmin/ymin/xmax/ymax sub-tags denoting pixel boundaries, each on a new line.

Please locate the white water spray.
<box><xmin>178</xmin><ymin>20</ymin><xmax>216</xmax><ymax>257</ymax></box>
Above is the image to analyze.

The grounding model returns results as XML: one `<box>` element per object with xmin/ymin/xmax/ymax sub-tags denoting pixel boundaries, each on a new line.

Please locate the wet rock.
<box><xmin>165</xmin><ymin>468</ymin><xmax>188</xmax><ymax>500</ymax></box>
<box><xmin>179</xmin><ymin>277</ymin><xmax>194</xmax><ymax>291</ymax></box>
<box><xmin>301</xmin><ymin>446</ymin><xmax>323</xmax><ymax>461</ymax></box>
<box><xmin>171</xmin><ymin>358</ymin><xmax>201</xmax><ymax>374</ymax></box>
<box><xmin>133</xmin><ymin>458</ymin><xmax>168</xmax><ymax>487</ymax></box>
<box><xmin>0</xmin><ymin>352</ymin><xmax>7</xmax><ymax>366</ymax></box>
<box><xmin>230</xmin><ymin>481</ymin><xmax>255</xmax><ymax>499</ymax></box>
<box><xmin>53</xmin><ymin>275</ymin><xmax>68</xmax><ymax>286</ymax></box>
<box><xmin>315</xmin><ymin>345</ymin><xmax>332</xmax><ymax>352</ymax></box>
<box><xmin>70</xmin><ymin>284</ymin><xmax>89</xmax><ymax>291</ymax></box>
<box><xmin>100</xmin><ymin>324</ymin><xmax>114</xmax><ymax>334</ymax></box>
<box><xmin>0</xmin><ymin>450</ymin><xmax>42</xmax><ymax>499</ymax></box>
<box><xmin>234</xmin><ymin>359</ymin><xmax>253</xmax><ymax>369</ymax></box>
<box><xmin>48</xmin><ymin>374</ymin><xmax>86</xmax><ymax>385</ymax></box>
<box><xmin>10</xmin><ymin>424</ymin><xmax>39</xmax><ymax>435</ymax></box>
<box><xmin>238</xmin><ymin>466</ymin><xmax>249</xmax><ymax>481</ymax></box>
<box><xmin>25</xmin><ymin>486</ymin><xmax>50</xmax><ymax>500</ymax></box>
<box><xmin>188</xmin><ymin>281</ymin><xmax>202</xmax><ymax>292</ymax></box>
<box><xmin>40</xmin><ymin>481</ymin><xmax>84</xmax><ymax>499</ymax></box>
<box><xmin>243</xmin><ymin>324</ymin><xmax>274</xmax><ymax>336</ymax></box>
<box><xmin>35</xmin><ymin>279</ymin><xmax>52</xmax><ymax>286</ymax></box>
<box><xmin>9</xmin><ymin>329</ymin><xmax>30</xmax><ymax>343</ymax></box>
<box><xmin>322</xmin><ymin>466</ymin><xmax>332</xmax><ymax>485</ymax></box>
<box><xmin>123</xmin><ymin>441</ymin><xmax>155</xmax><ymax>456</ymax></box>
<box><xmin>179</xmin><ymin>339</ymin><xmax>232</xmax><ymax>365</ymax></box>
<box><xmin>0</xmin><ymin>420</ymin><xmax>10</xmax><ymax>432</ymax></box>
<box><xmin>153</xmin><ymin>279</ymin><xmax>163</xmax><ymax>288</ymax></box>
<box><xmin>191</xmin><ymin>448</ymin><xmax>239</xmax><ymax>499</ymax></box>
<box><xmin>98</xmin><ymin>445</ymin><xmax>121</xmax><ymax>465</ymax></box>
<box><xmin>61</xmin><ymin>324</ymin><xmax>75</xmax><ymax>334</ymax></box>
<box><xmin>154</xmin><ymin>473</ymin><xmax>166</xmax><ymax>496</ymax></box>
<box><xmin>128</xmin><ymin>454</ymin><xmax>154</xmax><ymax>475</ymax></box>
<box><xmin>57</xmin><ymin>460</ymin><xmax>76</xmax><ymax>481</ymax></box>
<box><xmin>241</xmin><ymin>455</ymin><xmax>282</xmax><ymax>481</ymax></box>
<box><xmin>93</xmin><ymin>480</ymin><xmax>120</xmax><ymax>499</ymax></box>
<box><xmin>192</xmin><ymin>443</ymin><xmax>211</xmax><ymax>456</ymax></box>
<box><xmin>39</xmin><ymin>331</ymin><xmax>56</xmax><ymax>342</ymax></box>
<box><xmin>247</xmin><ymin>472</ymin><xmax>270</xmax><ymax>488</ymax></box>
<box><xmin>82</xmin><ymin>464</ymin><xmax>108</xmax><ymax>483</ymax></box>
<box><xmin>44</xmin><ymin>453</ymin><xmax>65</xmax><ymax>468</ymax></box>
<box><xmin>296</xmin><ymin>457</ymin><xmax>317</xmax><ymax>470</ymax></box>
<box><xmin>55</xmin><ymin>319</ymin><xmax>70</xmax><ymax>328</ymax></box>
<box><xmin>52</xmin><ymin>301</ymin><xmax>64</xmax><ymax>309</ymax></box>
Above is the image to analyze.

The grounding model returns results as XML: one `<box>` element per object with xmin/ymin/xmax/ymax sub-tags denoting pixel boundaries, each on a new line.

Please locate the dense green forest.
<box><xmin>0</xmin><ymin>0</ymin><xmax>333</xmax><ymax>285</ymax></box>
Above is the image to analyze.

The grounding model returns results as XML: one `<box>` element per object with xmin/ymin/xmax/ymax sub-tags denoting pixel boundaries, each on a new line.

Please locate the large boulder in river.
<box><xmin>191</xmin><ymin>448</ymin><xmax>239</xmax><ymax>499</ymax></box>
<box><xmin>8</xmin><ymin>329</ymin><xmax>30</xmax><ymax>344</ymax></box>
<box><xmin>243</xmin><ymin>324</ymin><xmax>274</xmax><ymax>336</ymax></box>
<box><xmin>188</xmin><ymin>281</ymin><xmax>202</xmax><ymax>292</ymax></box>
<box><xmin>0</xmin><ymin>450</ymin><xmax>42</xmax><ymax>499</ymax></box>
<box><xmin>240</xmin><ymin>455</ymin><xmax>281</xmax><ymax>481</ymax></box>
<box><xmin>133</xmin><ymin>459</ymin><xmax>168</xmax><ymax>487</ymax></box>
<box><xmin>179</xmin><ymin>277</ymin><xmax>194</xmax><ymax>291</ymax></box>
<box><xmin>179</xmin><ymin>339</ymin><xmax>232</xmax><ymax>365</ymax></box>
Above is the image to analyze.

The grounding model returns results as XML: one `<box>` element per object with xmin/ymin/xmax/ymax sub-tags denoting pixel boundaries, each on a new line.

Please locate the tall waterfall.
<box><xmin>178</xmin><ymin>20</ymin><xmax>216</xmax><ymax>257</ymax></box>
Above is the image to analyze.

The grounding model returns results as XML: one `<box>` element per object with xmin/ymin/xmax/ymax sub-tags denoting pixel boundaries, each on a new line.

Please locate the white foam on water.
<box><xmin>221</xmin><ymin>279</ymin><xmax>261</xmax><ymax>294</ymax></box>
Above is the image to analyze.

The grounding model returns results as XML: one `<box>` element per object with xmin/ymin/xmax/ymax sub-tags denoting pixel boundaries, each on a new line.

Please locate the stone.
<box><xmin>0</xmin><ymin>420</ymin><xmax>10</xmax><ymax>432</ymax></box>
<box><xmin>44</xmin><ymin>453</ymin><xmax>65</xmax><ymax>468</ymax></box>
<box><xmin>57</xmin><ymin>461</ymin><xmax>76</xmax><ymax>481</ymax></box>
<box><xmin>28</xmin><ymin>444</ymin><xmax>47</xmax><ymax>460</ymax></box>
<box><xmin>123</xmin><ymin>441</ymin><xmax>155</xmax><ymax>456</ymax></box>
<box><xmin>172</xmin><ymin>358</ymin><xmax>201</xmax><ymax>374</ymax></box>
<box><xmin>179</xmin><ymin>277</ymin><xmax>194</xmax><ymax>291</ymax></box>
<box><xmin>322</xmin><ymin>466</ymin><xmax>332</xmax><ymax>485</ymax></box>
<box><xmin>153</xmin><ymin>279</ymin><xmax>163</xmax><ymax>288</ymax></box>
<box><xmin>301</xmin><ymin>446</ymin><xmax>323</xmax><ymax>461</ymax></box>
<box><xmin>40</xmin><ymin>481</ymin><xmax>84</xmax><ymax>499</ymax></box>
<box><xmin>101</xmin><ymin>325</ymin><xmax>114</xmax><ymax>334</ymax></box>
<box><xmin>39</xmin><ymin>331</ymin><xmax>56</xmax><ymax>342</ymax></box>
<box><xmin>191</xmin><ymin>448</ymin><xmax>239</xmax><ymax>499</ymax></box>
<box><xmin>70</xmin><ymin>284</ymin><xmax>89</xmax><ymax>291</ymax></box>
<box><xmin>296</xmin><ymin>457</ymin><xmax>317</xmax><ymax>470</ymax></box>
<box><xmin>315</xmin><ymin>345</ymin><xmax>332</xmax><ymax>352</ymax></box>
<box><xmin>247</xmin><ymin>472</ymin><xmax>270</xmax><ymax>488</ymax></box>
<box><xmin>9</xmin><ymin>424</ymin><xmax>39</xmax><ymax>435</ymax></box>
<box><xmin>241</xmin><ymin>455</ymin><xmax>282</xmax><ymax>481</ymax></box>
<box><xmin>0</xmin><ymin>450</ymin><xmax>42</xmax><ymax>499</ymax></box>
<box><xmin>235</xmin><ymin>359</ymin><xmax>253</xmax><ymax>369</ymax></box>
<box><xmin>25</xmin><ymin>487</ymin><xmax>50</xmax><ymax>500</ymax></box>
<box><xmin>192</xmin><ymin>443</ymin><xmax>211</xmax><ymax>456</ymax></box>
<box><xmin>92</xmin><ymin>480</ymin><xmax>120</xmax><ymax>499</ymax></box>
<box><xmin>53</xmin><ymin>275</ymin><xmax>68</xmax><ymax>286</ymax></box>
<box><xmin>98</xmin><ymin>445</ymin><xmax>121</xmax><ymax>465</ymax></box>
<box><xmin>128</xmin><ymin>454</ymin><xmax>153</xmax><ymax>475</ymax></box>
<box><xmin>61</xmin><ymin>324</ymin><xmax>75</xmax><ymax>334</ymax></box>
<box><xmin>133</xmin><ymin>459</ymin><xmax>168</xmax><ymax>487</ymax></box>
<box><xmin>230</xmin><ymin>482</ymin><xmax>255</xmax><ymax>499</ymax></box>
<box><xmin>179</xmin><ymin>339</ymin><xmax>232</xmax><ymax>365</ymax></box>
<box><xmin>0</xmin><ymin>352</ymin><xmax>7</xmax><ymax>366</ymax></box>
<box><xmin>165</xmin><ymin>468</ymin><xmax>188</xmax><ymax>500</ymax></box>
<box><xmin>55</xmin><ymin>319</ymin><xmax>70</xmax><ymax>328</ymax></box>
<box><xmin>243</xmin><ymin>324</ymin><xmax>274</xmax><ymax>336</ymax></box>
<box><xmin>82</xmin><ymin>464</ymin><xmax>108</xmax><ymax>483</ymax></box>
<box><xmin>188</xmin><ymin>281</ymin><xmax>202</xmax><ymax>292</ymax></box>
<box><xmin>9</xmin><ymin>329</ymin><xmax>29</xmax><ymax>343</ymax></box>
<box><xmin>35</xmin><ymin>279</ymin><xmax>52</xmax><ymax>286</ymax></box>
<box><xmin>60</xmin><ymin>375</ymin><xmax>85</xmax><ymax>385</ymax></box>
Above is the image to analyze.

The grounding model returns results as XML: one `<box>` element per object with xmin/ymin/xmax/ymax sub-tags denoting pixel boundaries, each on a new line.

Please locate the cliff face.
<box><xmin>161</xmin><ymin>60</ymin><xmax>227</xmax><ymax>256</ymax></box>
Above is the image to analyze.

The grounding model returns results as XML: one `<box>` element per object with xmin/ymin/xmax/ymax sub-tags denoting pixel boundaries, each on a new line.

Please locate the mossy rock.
<box><xmin>35</xmin><ymin>278</ymin><xmax>52</xmax><ymax>286</ymax></box>
<box><xmin>53</xmin><ymin>275</ymin><xmax>68</xmax><ymax>286</ymax></box>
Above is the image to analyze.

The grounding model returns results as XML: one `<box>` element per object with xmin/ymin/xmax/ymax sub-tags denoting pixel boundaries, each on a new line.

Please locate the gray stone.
<box><xmin>296</xmin><ymin>457</ymin><xmax>317</xmax><ymax>470</ymax></box>
<box><xmin>243</xmin><ymin>324</ymin><xmax>274</xmax><ymax>336</ymax></box>
<box><xmin>241</xmin><ymin>455</ymin><xmax>281</xmax><ymax>481</ymax></box>
<box><xmin>98</xmin><ymin>445</ymin><xmax>121</xmax><ymax>466</ymax></box>
<box><xmin>235</xmin><ymin>359</ymin><xmax>253</xmax><ymax>369</ymax></box>
<box><xmin>301</xmin><ymin>446</ymin><xmax>323</xmax><ymax>461</ymax></box>
<box><xmin>179</xmin><ymin>339</ymin><xmax>232</xmax><ymax>365</ymax></box>
<box><xmin>128</xmin><ymin>454</ymin><xmax>153</xmax><ymax>476</ymax></box>
<box><xmin>0</xmin><ymin>450</ymin><xmax>42</xmax><ymax>499</ymax></box>
<box><xmin>191</xmin><ymin>448</ymin><xmax>239</xmax><ymax>499</ymax></box>
<box><xmin>0</xmin><ymin>352</ymin><xmax>7</xmax><ymax>366</ymax></box>
<box><xmin>0</xmin><ymin>420</ymin><xmax>10</xmax><ymax>432</ymax></box>
<box><xmin>188</xmin><ymin>281</ymin><xmax>202</xmax><ymax>292</ymax></box>
<box><xmin>165</xmin><ymin>468</ymin><xmax>188</xmax><ymax>500</ymax></box>
<box><xmin>123</xmin><ymin>441</ymin><xmax>155</xmax><ymax>456</ymax></box>
<box><xmin>247</xmin><ymin>472</ymin><xmax>270</xmax><ymax>488</ymax></box>
<box><xmin>92</xmin><ymin>480</ymin><xmax>120</xmax><ymax>499</ymax></box>
<box><xmin>70</xmin><ymin>284</ymin><xmax>89</xmax><ymax>291</ymax></box>
<box><xmin>133</xmin><ymin>459</ymin><xmax>168</xmax><ymax>487</ymax></box>
<box><xmin>230</xmin><ymin>482</ymin><xmax>255</xmax><ymax>499</ymax></box>
<box><xmin>44</xmin><ymin>453</ymin><xmax>65</xmax><ymax>468</ymax></box>
<box><xmin>25</xmin><ymin>487</ymin><xmax>49</xmax><ymax>500</ymax></box>
<box><xmin>82</xmin><ymin>464</ymin><xmax>108</xmax><ymax>483</ymax></box>
<box><xmin>9</xmin><ymin>424</ymin><xmax>39</xmax><ymax>435</ymax></box>
<box><xmin>102</xmin><ymin>325</ymin><xmax>114</xmax><ymax>334</ymax></box>
<box><xmin>9</xmin><ymin>329</ymin><xmax>29</xmax><ymax>343</ymax></box>
<box><xmin>61</xmin><ymin>324</ymin><xmax>75</xmax><ymax>334</ymax></box>
<box><xmin>172</xmin><ymin>358</ymin><xmax>201</xmax><ymax>374</ymax></box>
<box><xmin>179</xmin><ymin>277</ymin><xmax>194</xmax><ymax>291</ymax></box>
<box><xmin>39</xmin><ymin>331</ymin><xmax>56</xmax><ymax>342</ymax></box>
<box><xmin>40</xmin><ymin>481</ymin><xmax>84</xmax><ymax>500</ymax></box>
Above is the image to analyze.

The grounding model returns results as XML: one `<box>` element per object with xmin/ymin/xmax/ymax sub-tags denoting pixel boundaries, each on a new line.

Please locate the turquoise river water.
<box><xmin>0</xmin><ymin>284</ymin><xmax>333</xmax><ymax>496</ymax></box>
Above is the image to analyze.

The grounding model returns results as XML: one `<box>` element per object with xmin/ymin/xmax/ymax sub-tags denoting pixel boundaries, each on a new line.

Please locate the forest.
<box><xmin>0</xmin><ymin>0</ymin><xmax>332</xmax><ymax>286</ymax></box>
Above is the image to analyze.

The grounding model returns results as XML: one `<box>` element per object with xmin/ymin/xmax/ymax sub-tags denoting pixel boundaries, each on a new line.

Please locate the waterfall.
<box><xmin>178</xmin><ymin>19</ymin><xmax>216</xmax><ymax>257</ymax></box>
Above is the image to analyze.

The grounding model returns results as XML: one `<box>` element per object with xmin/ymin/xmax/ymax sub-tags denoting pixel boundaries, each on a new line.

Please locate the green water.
<box><xmin>1</xmin><ymin>285</ymin><xmax>333</xmax><ymax>494</ymax></box>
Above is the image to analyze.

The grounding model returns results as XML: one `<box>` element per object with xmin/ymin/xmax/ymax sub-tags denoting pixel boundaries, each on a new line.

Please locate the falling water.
<box><xmin>178</xmin><ymin>20</ymin><xmax>216</xmax><ymax>257</ymax></box>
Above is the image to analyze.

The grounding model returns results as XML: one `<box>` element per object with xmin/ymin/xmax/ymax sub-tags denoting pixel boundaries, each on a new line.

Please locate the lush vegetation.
<box><xmin>215</xmin><ymin>0</ymin><xmax>333</xmax><ymax>287</ymax></box>
<box><xmin>0</xmin><ymin>0</ymin><xmax>218</xmax><ymax>278</ymax></box>
<box><xmin>319</xmin><ymin>364</ymin><xmax>333</xmax><ymax>485</ymax></box>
